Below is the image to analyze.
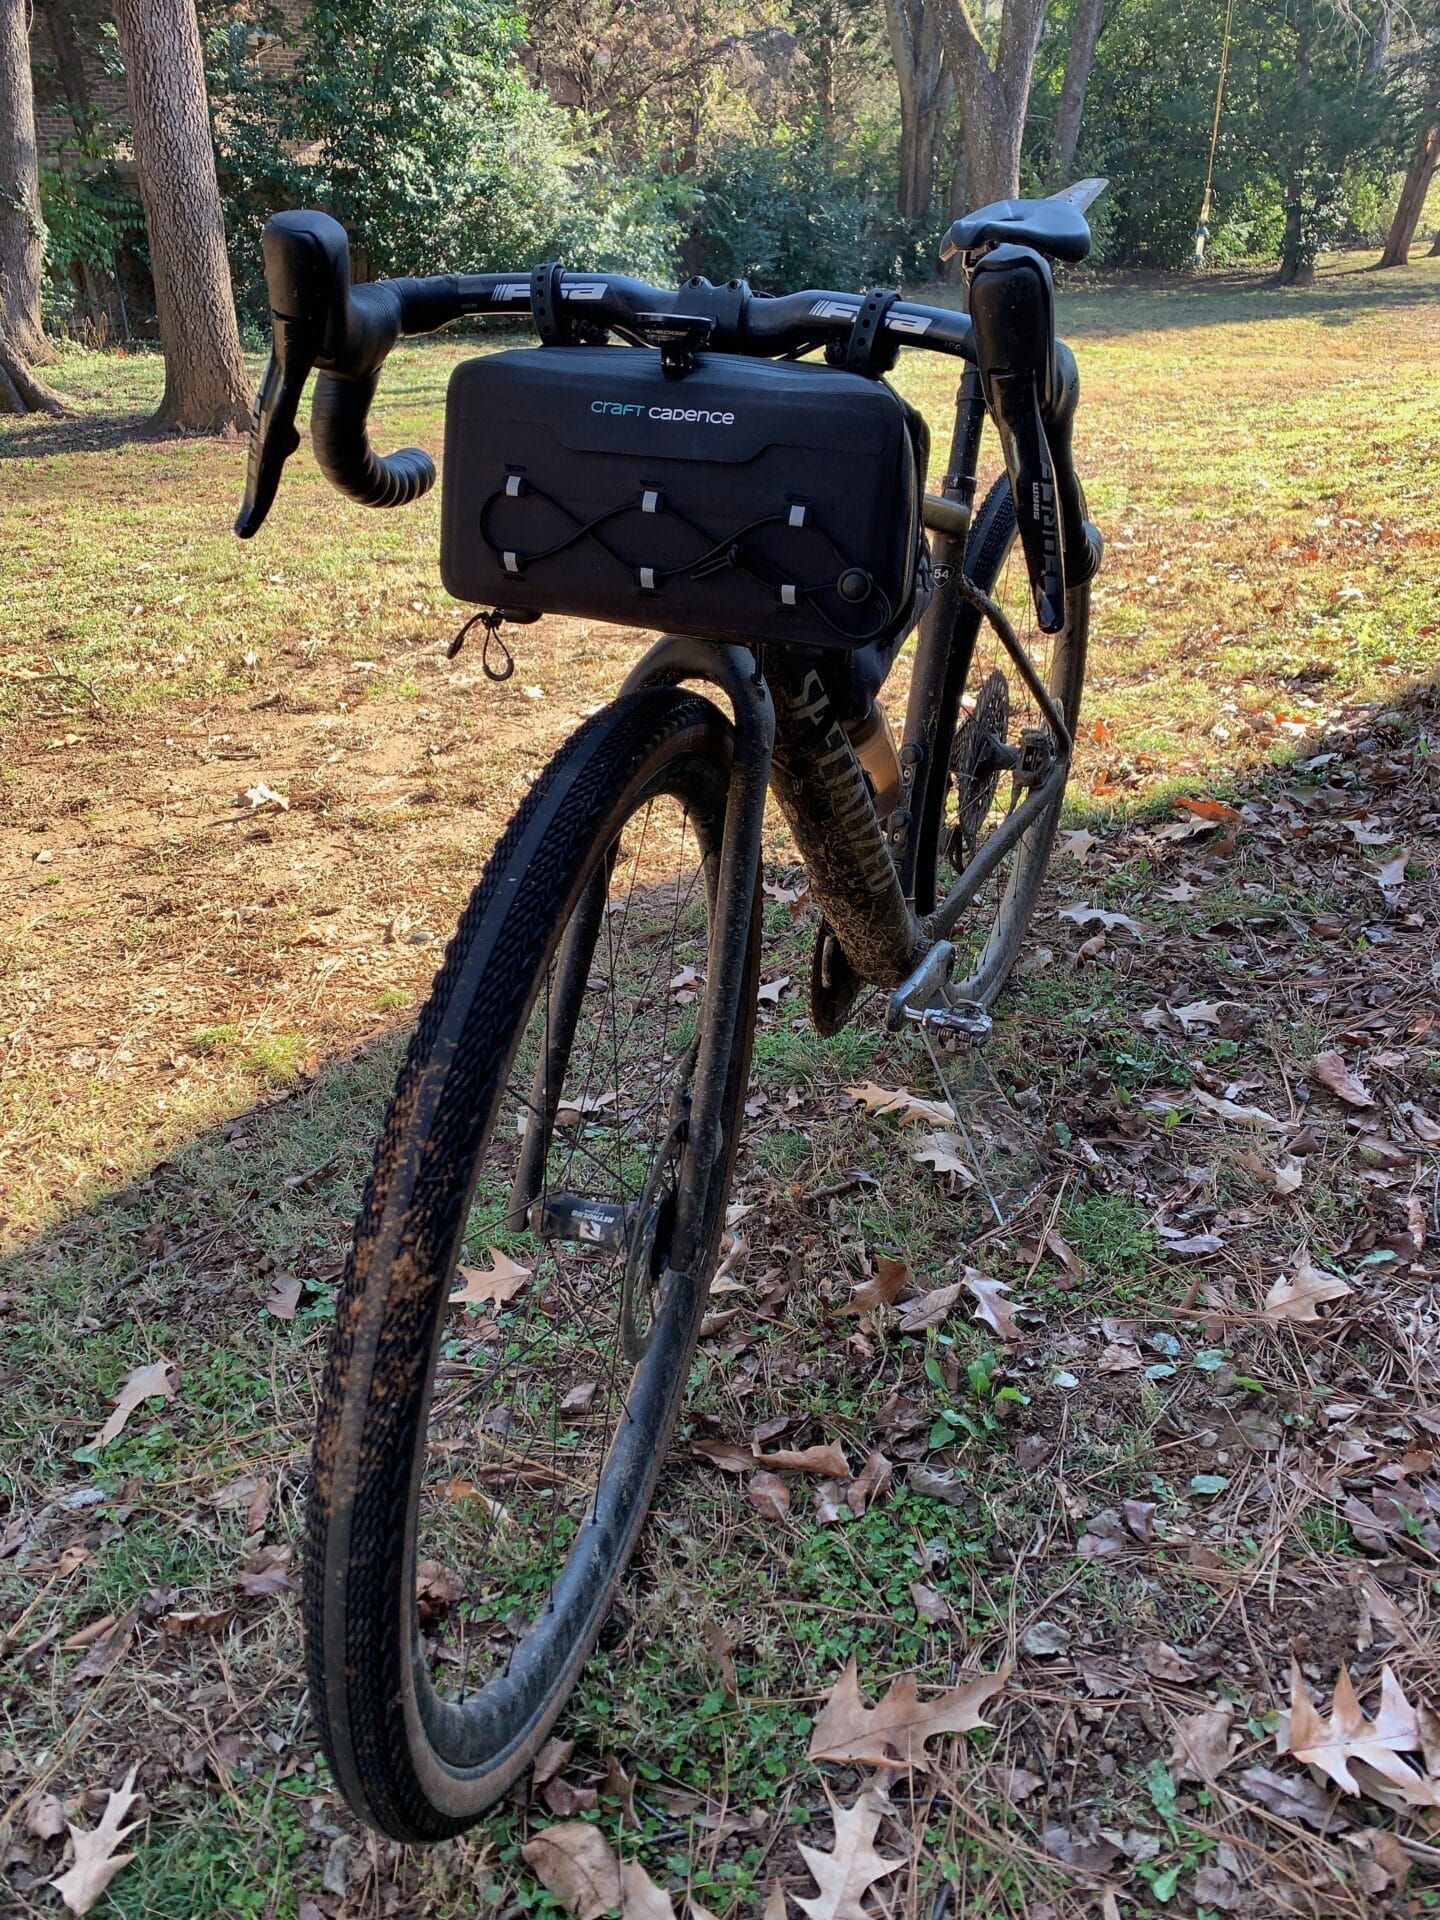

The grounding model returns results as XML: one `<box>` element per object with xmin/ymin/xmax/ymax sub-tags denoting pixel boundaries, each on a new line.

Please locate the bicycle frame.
<box><xmin>616</xmin><ymin>370</ymin><xmax>1074</xmax><ymax>1268</ymax></box>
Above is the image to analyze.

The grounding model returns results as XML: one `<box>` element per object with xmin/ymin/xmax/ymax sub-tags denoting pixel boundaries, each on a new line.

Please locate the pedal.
<box><xmin>899</xmin><ymin>1004</ymin><xmax>993</xmax><ymax>1041</ymax></box>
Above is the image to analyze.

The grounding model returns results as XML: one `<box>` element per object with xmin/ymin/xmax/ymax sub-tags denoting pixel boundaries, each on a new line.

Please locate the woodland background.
<box><xmin>19</xmin><ymin>0</ymin><xmax>1440</xmax><ymax>343</ymax></box>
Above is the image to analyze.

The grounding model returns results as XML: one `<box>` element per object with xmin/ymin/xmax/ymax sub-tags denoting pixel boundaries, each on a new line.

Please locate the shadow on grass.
<box><xmin>0</xmin><ymin>408</ymin><xmax>184</xmax><ymax>463</ymax></box>
<box><xmin>1057</xmin><ymin>258</ymin><xmax>1440</xmax><ymax>338</ymax></box>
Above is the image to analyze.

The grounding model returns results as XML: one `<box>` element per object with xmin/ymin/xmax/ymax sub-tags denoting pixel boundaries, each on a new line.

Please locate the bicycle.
<box><xmin>235</xmin><ymin>186</ymin><xmax>1103</xmax><ymax>1841</ymax></box>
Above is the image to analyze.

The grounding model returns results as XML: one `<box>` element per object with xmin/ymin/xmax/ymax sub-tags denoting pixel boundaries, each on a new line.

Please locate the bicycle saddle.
<box><xmin>942</xmin><ymin>195</ymin><xmax>1092</xmax><ymax>265</ymax></box>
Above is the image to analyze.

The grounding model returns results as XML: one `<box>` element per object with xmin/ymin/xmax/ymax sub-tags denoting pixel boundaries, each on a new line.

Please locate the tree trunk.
<box><xmin>886</xmin><ymin>0</ymin><xmax>955</xmax><ymax>222</ymax></box>
<box><xmin>0</xmin><ymin>0</ymin><xmax>55</xmax><ymax>368</ymax></box>
<box><xmin>1379</xmin><ymin>116</ymin><xmax>1440</xmax><ymax>268</ymax></box>
<box><xmin>1276</xmin><ymin>20</ymin><xmax>1313</xmax><ymax>286</ymax></box>
<box><xmin>932</xmin><ymin>0</ymin><xmax>1048</xmax><ymax>208</ymax></box>
<box><xmin>112</xmin><ymin>0</ymin><xmax>251</xmax><ymax>434</ymax></box>
<box><xmin>1429</xmin><ymin>225</ymin><xmax>1440</xmax><ymax>255</ymax></box>
<box><xmin>1050</xmin><ymin>0</ymin><xmax>1104</xmax><ymax>186</ymax></box>
<box><xmin>0</xmin><ymin>320</ymin><xmax>68</xmax><ymax>412</ymax></box>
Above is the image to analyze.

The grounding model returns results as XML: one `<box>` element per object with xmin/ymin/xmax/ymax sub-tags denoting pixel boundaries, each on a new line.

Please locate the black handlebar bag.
<box><xmin>440</xmin><ymin>346</ymin><xmax>929</xmax><ymax>653</ymax></box>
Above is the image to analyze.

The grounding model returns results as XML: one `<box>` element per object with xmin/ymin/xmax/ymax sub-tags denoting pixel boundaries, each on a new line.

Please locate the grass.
<box><xmin>2</xmin><ymin>253</ymin><xmax>1440</xmax><ymax>1918</ymax></box>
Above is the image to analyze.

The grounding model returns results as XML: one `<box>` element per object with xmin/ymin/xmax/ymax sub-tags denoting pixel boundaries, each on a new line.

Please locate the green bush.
<box><xmin>209</xmin><ymin>0</ymin><xmax>683</xmax><ymax>312</ymax></box>
<box><xmin>691</xmin><ymin>122</ymin><xmax>932</xmax><ymax>292</ymax></box>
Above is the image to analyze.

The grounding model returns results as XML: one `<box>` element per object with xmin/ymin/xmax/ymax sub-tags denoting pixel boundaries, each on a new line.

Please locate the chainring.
<box><xmin>948</xmin><ymin>667</ymin><xmax>1011</xmax><ymax>863</ymax></box>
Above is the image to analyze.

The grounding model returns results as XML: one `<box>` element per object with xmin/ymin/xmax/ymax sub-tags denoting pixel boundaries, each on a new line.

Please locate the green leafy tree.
<box><xmin>210</xmin><ymin>0</ymin><xmax>682</xmax><ymax>302</ymax></box>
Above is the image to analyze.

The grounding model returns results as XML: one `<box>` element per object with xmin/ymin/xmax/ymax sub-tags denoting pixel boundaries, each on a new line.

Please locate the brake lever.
<box><xmin>234</xmin><ymin>211</ymin><xmax>352</xmax><ymax>538</ymax></box>
<box><xmin>234</xmin><ymin>319</ymin><xmax>313</xmax><ymax>538</ymax></box>
<box><xmin>985</xmin><ymin>369</ymin><xmax>1065</xmax><ymax>633</ymax></box>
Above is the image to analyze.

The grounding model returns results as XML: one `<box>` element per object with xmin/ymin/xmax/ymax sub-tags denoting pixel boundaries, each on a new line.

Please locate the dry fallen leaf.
<box><xmin>1240</xmin><ymin>1764</ymin><xmax>1351</xmax><ymax>1832</ymax></box>
<box><xmin>911</xmin><ymin>1132</ymin><xmax>976</xmax><ymax>1183</ymax></box>
<box><xmin>1263</xmin><ymin>1257</ymin><xmax>1354</xmax><ymax>1324</ymax></box>
<box><xmin>1057</xmin><ymin>828</ymin><xmax>1098</xmax><ymax>861</ymax></box>
<box><xmin>895</xmin><ymin>1281</ymin><xmax>964</xmax><ymax>1333</ymax></box>
<box><xmin>838</xmin><ymin>1254</ymin><xmax>914</xmax><ymax>1318</ymax></box>
<box><xmin>1312</xmin><ymin>1050</ymin><xmax>1376</xmax><ymax>1109</ymax></box>
<box><xmin>844</xmin><ymin>1081</ymin><xmax>955</xmax><ymax>1129</ymax></box>
<box><xmin>450</xmin><ymin>1249</ymin><xmax>531</xmax><ymax>1309</ymax></box>
<box><xmin>964</xmin><ymin>1269</ymin><xmax>1021</xmax><ymax>1343</ymax></box>
<box><xmin>554</xmin><ymin>1089</ymin><xmax>618</xmax><ymax>1125</ymax></box>
<box><xmin>757</xmin><ymin>1442</ymin><xmax>852</xmax><ymax>1478</ymax></box>
<box><xmin>845</xmin><ymin>1450</ymin><xmax>893</xmax><ymax>1518</ymax></box>
<box><xmin>691</xmin><ymin>1436</ymin><xmax>755</xmax><ymax>1474</ymax></box>
<box><xmin>795</xmin><ymin>1785</ymin><xmax>903</xmax><ymax>1920</ymax></box>
<box><xmin>1372</xmin><ymin>851</ymin><xmax>1409</xmax><ymax>899</ymax></box>
<box><xmin>1171</xmin><ymin>1703</ymin><xmax>1238</xmax><ymax>1782</ymax></box>
<box><xmin>521</xmin><ymin>1822</ymin><xmax>621</xmax><ymax>1918</ymax></box>
<box><xmin>1059</xmin><ymin>903</ymin><xmax>1144</xmax><ymax>935</ymax></box>
<box><xmin>263</xmin><ymin>1274</ymin><xmax>302</xmax><ymax>1321</ymax></box>
<box><xmin>620</xmin><ymin>1861</ymin><xmax>677</xmax><ymax>1918</ymax></box>
<box><xmin>67</xmin><ymin>1605</ymin><xmax>139</xmax><ymax>1687</ymax></box>
<box><xmin>756</xmin><ymin>975</ymin><xmax>792</xmax><ymax>1006</ymax></box>
<box><xmin>746</xmin><ymin>1470</ymin><xmax>791</xmax><ymax>1522</ymax></box>
<box><xmin>808</xmin><ymin>1656</ymin><xmax>1007</xmax><ymax>1770</ymax></box>
<box><xmin>1284</xmin><ymin>1659</ymin><xmax>1440</xmax><ymax>1809</ymax></box>
<box><xmin>90</xmin><ymin>1360</ymin><xmax>178</xmax><ymax>1449</ymax></box>
<box><xmin>26</xmin><ymin>1792</ymin><xmax>67</xmax><ymax>1840</ymax></box>
<box><xmin>50</xmin><ymin>1764</ymin><xmax>141</xmax><ymax>1916</ymax></box>
<box><xmin>237</xmin><ymin>1544</ymin><xmax>295</xmax><ymax>1598</ymax></box>
<box><xmin>1190</xmin><ymin>1088</ymin><xmax>1285</xmax><ymax>1130</ymax></box>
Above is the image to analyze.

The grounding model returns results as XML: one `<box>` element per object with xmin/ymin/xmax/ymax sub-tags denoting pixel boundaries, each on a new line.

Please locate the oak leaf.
<box><xmin>964</xmin><ymin>1269</ymin><xmax>1021</xmax><ymax>1343</ymax></box>
<box><xmin>1283</xmin><ymin>1659</ymin><xmax>1440</xmax><ymax>1809</ymax></box>
<box><xmin>911</xmin><ymin>1131</ymin><xmax>976</xmax><ymax>1183</ymax></box>
<box><xmin>795</xmin><ymin>1785</ymin><xmax>903</xmax><ymax>1920</ymax></box>
<box><xmin>50</xmin><ymin>1765</ymin><xmax>141</xmax><ymax>1916</ymax></box>
<box><xmin>808</xmin><ymin>1656</ymin><xmax>1006</xmax><ymax>1770</ymax></box>
<box><xmin>837</xmin><ymin>1254</ymin><xmax>914</xmax><ymax>1318</ymax></box>
<box><xmin>1263</xmin><ymin>1258</ymin><xmax>1353</xmax><ymax>1324</ymax></box>
<box><xmin>844</xmin><ymin>1081</ymin><xmax>955</xmax><ymax>1128</ymax></box>
<box><xmin>450</xmin><ymin>1249</ymin><xmax>531</xmax><ymax>1309</ymax></box>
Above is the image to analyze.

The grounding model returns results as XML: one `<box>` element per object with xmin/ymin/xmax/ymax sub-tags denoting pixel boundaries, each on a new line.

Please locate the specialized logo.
<box><xmin>590</xmin><ymin>400</ymin><xmax>736</xmax><ymax>425</ymax></box>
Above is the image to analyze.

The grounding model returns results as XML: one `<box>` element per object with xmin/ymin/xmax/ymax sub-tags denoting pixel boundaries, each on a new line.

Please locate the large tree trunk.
<box><xmin>885</xmin><ymin>0</ymin><xmax>955</xmax><ymax>222</ymax></box>
<box><xmin>1379</xmin><ymin>115</ymin><xmax>1440</xmax><ymax>268</ymax></box>
<box><xmin>932</xmin><ymin>0</ymin><xmax>1048</xmax><ymax>208</ymax></box>
<box><xmin>112</xmin><ymin>0</ymin><xmax>251</xmax><ymax>434</ymax></box>
<box><xmin>1430</xmin><ymin>225</ymin><xmax>1440</xmax><ymax>255</ymax></box>
<box><xmin>0</xmin><ymin>0</ymin><xmax>55</xmax><ymax>368</ymax></box>
<box><xmin>1050</xmin><ymin>0</ymin><xmax>1104</xmax><ymax>186</ymax></box>
<box><xmin>0</xmin><ymin>321</ymin><xmax>68</xmax><ymax>413</ymax></box>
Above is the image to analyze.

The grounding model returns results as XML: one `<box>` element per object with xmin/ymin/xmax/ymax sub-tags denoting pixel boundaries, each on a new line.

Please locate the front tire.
<box><xmin>304</xmin><ymin>688</ymin><xmax>758</xmax><ymax>1839</ymax></box>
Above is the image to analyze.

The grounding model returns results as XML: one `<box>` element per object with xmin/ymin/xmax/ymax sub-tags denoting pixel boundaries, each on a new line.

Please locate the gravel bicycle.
<box><xmin>235</xmin><ymin>187</ymin><xmax>1103</xmax><ymax>1841</ymax></box>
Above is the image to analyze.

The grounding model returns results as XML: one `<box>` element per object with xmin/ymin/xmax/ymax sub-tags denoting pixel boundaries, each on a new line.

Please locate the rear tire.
<box><xmin>912</xmin><ymin>475</ymin><xmax>1090</xmax><ymax>1003</ymax></box>
<box><xmin>304</xmin><ymin>688</ymin><xmax>757</xmax><ymax>1840</ymax></box>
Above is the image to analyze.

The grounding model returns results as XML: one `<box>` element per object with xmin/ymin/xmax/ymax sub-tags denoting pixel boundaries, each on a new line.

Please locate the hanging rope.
<box><xmin>1194</xmin><ymin>0</ymin><xmax>1237</xmax><ymax>268</ymax></box>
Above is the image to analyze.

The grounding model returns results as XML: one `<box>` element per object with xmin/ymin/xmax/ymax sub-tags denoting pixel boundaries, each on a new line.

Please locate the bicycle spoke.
<box><xmin>411</xmin><ymin>792</ymin><xmax>714</xmax><ymax>1703</ymax></box>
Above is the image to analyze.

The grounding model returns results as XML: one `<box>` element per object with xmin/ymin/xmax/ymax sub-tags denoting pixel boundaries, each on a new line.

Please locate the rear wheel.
<box><xmin>912</xmin><ymin>474</ymin><xmax>1090</xmax><ymax>1003</ymax></box>
<box><xmin>304</xmin><ymin>688</ymin><xmax>758</xmax><ymax>1840</ymax></box>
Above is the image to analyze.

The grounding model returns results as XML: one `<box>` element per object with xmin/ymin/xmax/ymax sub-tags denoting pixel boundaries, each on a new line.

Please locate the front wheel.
<box><xmin>912</xmin><ymin>475</ymin><xmax>1090</xmax><ymax>1004</ymax></box>
<box><xmin>304</xmin><ymin>688</ymin><xmax>758</xmax><ymax>1840</ymax></box>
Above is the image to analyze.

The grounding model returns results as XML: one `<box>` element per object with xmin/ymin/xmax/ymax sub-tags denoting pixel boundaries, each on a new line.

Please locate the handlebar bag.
<box><xmin>440</xmin><ymin>345</ymin><xmax>929</xmax><ymax>653</ymax></box>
